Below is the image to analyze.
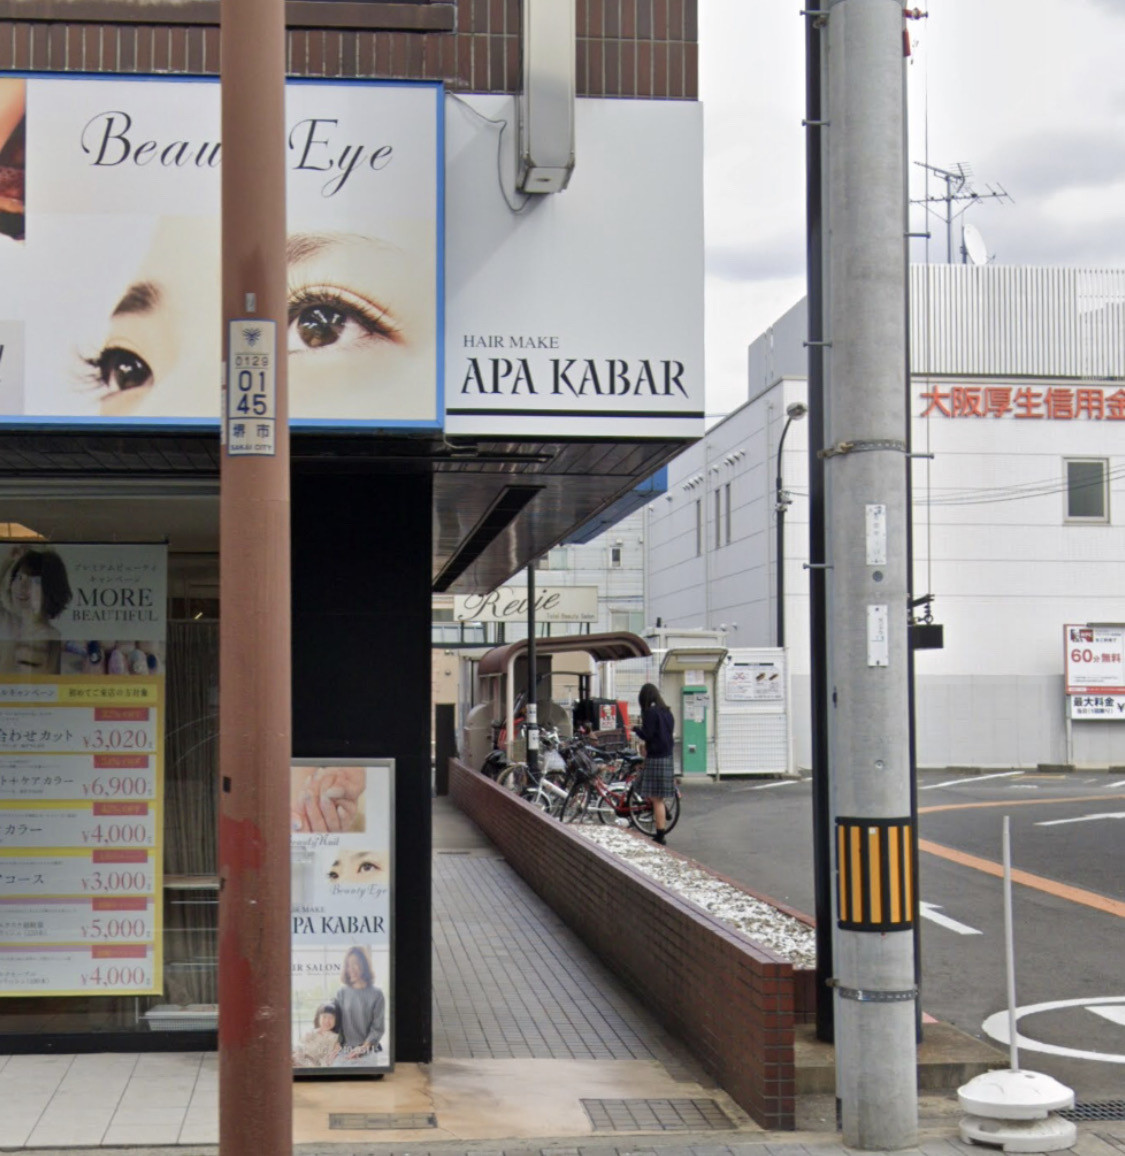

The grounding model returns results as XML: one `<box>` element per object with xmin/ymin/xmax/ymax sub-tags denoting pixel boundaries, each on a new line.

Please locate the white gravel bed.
<box><xmin>576</xmin><ymin>823</ymin><xmax>817</xmax><ymax>968</ymax></box>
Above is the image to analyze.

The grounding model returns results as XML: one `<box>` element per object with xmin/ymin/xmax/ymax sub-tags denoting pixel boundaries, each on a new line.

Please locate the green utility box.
<box><xmin>681</xmin><ymin>685</ymin><xmax>709</xmax><ymax>774</ymax></box>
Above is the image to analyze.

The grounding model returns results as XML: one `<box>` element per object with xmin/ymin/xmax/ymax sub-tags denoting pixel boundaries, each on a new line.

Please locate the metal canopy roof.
<box><xmin>0</xmin><ymin>431</ymin><xmax>688</xmax><ymax>591</ymax></box>
<box><xmin>477</xmin><ymin>630</ymin><xmax>652</xmax><ymax>677</ymax></box>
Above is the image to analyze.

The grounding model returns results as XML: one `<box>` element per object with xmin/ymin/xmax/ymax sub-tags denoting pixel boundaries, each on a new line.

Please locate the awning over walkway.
<box><xmin>477</xmin><ymin>631</ymin><xmax>651</xmax><ymax>678</ymax></box>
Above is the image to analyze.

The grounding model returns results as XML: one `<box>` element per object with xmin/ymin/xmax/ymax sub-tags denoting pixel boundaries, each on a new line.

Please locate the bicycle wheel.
<box><xmin>497</xmin><ymin>763</ymin><xmax>529</xmax><ymax>794</ymax></box>
<box><xmin>626</xmin><ymin>783</ymin><xmax>681</xmax><ymax>836</ymax></box>
<box><xmin>561</xmin><ymin>781</ymin><xmax>592</xmax><ymax>823</ymax></box>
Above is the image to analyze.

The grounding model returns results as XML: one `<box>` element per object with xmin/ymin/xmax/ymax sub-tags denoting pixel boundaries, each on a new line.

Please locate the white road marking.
<box><xmin>732</xmin><ymin>778</ymin><xmax>805</xmax><ymax>792</ymax></box>
<box><xmin>920</xmin><ymin>770</ymin><xmax>1024</xmax><ymax>791</ymax></box>
<box><xmin>983</xmin><ymin>996</ymin><xmax>1125</xmax><ymax>1063</ymax></box>
<box><xmin>1109</xmin><ymin>780</ymin><xmax>1125</xmax><ymax>789</ymax></box>
<box><xmin>1036</xmin><ymin>811</ymin><xmax>1125</xmax><ymax>827</ymax></box>
<box><xmin>1089</xmin><ymin>1005</ymin><xmax>1125</xmax><ymax>1027</ymax></box>
<box><xmin>919</xmin><ymin>901</ymin><xmax>982</xmax><ymax>935</ymax></box>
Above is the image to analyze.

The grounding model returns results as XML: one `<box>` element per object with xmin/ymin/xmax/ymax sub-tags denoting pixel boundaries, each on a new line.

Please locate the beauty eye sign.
<box><xmin>0</xmin><ymin>76</ymin><xmax>441</xmax><ymax>430</ymax></box>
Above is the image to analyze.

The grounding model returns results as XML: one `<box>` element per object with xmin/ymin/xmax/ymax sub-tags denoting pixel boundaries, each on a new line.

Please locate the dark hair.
<box><xmin>341</xmin><ymin>946</ymin><xmax>373</xmax><ymax>987</ymax></box>
<box><xmin>11</xmin><ymin>549</ymin><xmax>72</xmax><ymax>620</ymax></box>
<box><xmin>314</xmin><ymin>1001</ymin><xmax>340</xmax><ymax>1028</ymax></box>
<box><xmin>638</xmin><ymin>682</ymin><xmax>668</xmax><ymax>712</ymax></box>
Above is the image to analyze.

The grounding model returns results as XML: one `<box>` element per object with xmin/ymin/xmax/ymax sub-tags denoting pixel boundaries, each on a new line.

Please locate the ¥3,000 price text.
<box><xmin>80</xmin><ymin>869</ymin><xmax>152</xmax><ymax>892</ymax></box>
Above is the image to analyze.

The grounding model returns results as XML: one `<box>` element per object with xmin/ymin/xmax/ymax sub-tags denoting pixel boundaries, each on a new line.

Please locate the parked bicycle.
<box><xmin>560</xmin><ymin>743</ymin><xmax>681</xmax><ymax>835</ymax></box>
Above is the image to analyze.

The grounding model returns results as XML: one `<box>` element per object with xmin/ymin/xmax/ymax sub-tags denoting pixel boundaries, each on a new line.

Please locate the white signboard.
<box><xmin>0</xmin><ymin>76</ymin><xmax>440</xmax><ymax>429</ymax></box>
<box><xmin>725</xmin><ymin>660</ymin><xmax>784</xmax><ymax>704</ymax></box>
<box><xmin>1065</xmin><ymin>624</ymin><xmax>1125</xmax><ymax>695</ymax></box>
<box><xmin>225</xmin><ymin>320</ymin><xmax>277</xmax><ymax>456</ymax></box>
<box><xmin>444</xmin><ymin>97</ymin><xmax>703</xmax><ymax>439</ymax></box>
<box><xmin>1069</xmin><ymin>694</ymin><xmax>1125</xmax><ymax>720</ymax></box>
<box><xmin>453</xmin><ymin>586</ymin><xmax>598</xmax><ymax>624</ymax></box>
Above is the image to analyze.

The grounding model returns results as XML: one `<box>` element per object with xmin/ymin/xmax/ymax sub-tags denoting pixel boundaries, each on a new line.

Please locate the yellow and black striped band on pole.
<box><xmin>836</xmin><ymin>817</ymin><xmax>914</xmax><ymax>931</ymax></box>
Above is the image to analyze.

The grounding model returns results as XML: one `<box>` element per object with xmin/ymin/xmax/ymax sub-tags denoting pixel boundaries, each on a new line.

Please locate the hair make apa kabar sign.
<box><xmin>0</xmin><ymin>75</ymin><xmax>441</xmax><ymax>430</ymax></box>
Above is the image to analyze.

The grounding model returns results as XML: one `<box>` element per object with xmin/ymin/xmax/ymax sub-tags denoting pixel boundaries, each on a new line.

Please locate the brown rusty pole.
<box><xmin>217</xmin><ymin>0</ymin><xmax>292</xmax><ymax>1151</ymax></box>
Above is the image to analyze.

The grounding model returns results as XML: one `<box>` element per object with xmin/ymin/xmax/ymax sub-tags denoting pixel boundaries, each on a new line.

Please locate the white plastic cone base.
<box><xmin>958</xmin><ymin>1069</ymin><xmax>1075</xmax><ymax>1120</ymax></box>
<box><xmin>960</xmin><ymin>1113</ymin><xmax>1077</xmax><ymax>1152</ymax></box>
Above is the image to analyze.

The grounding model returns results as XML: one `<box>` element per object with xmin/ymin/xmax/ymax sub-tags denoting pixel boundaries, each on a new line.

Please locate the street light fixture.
<box><xmin>775</xmin><ymin>400</ymin><xmax>808</xmax><ymax>649</ymax></box>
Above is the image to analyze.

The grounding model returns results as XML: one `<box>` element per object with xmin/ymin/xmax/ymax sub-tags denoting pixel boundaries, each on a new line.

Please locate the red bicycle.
<box><xmin>560</xmin><ymin>745</ymin><xmax>681</xmax><ymax>835</ymax></box>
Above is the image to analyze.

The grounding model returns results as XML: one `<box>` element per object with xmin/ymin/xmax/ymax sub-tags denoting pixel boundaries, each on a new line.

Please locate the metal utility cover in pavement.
<box><xmin>328</xmin><ymin>1113</ymin><xmax>438</xmax><ymax>1130</ymax></box>
<box><xmin>1059</xmin><ymin>1101</ymin><xmax>1125</xmax><ymax>1121</ymax></box>
<box><xmin>581</xmin><ymin>1098</ymin><xmax>736</xmax><ymax>1132</ymax></box>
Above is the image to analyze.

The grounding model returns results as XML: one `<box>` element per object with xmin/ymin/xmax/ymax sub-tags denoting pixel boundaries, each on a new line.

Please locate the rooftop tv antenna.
<box><xmin>912</xmin><ymin>161</ymin><xmax>1012</xmax><ymax>263</ymax></box>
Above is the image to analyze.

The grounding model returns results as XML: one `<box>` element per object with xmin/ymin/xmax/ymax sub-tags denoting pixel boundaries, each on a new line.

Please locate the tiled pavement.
<box><xmin>2</xmin><ymin>800</ymin><xmax>1123</xmax><ymax>1153</ymax></box>
<box><xmin>432</xmin><ymin>850</ymin><xmax>705</xmax><ymax>1080</ymax></box>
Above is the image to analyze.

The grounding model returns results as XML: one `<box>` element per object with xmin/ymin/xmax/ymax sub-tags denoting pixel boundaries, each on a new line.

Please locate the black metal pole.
<box><xmin>776</xmin><ymin>416</ymin><xmax>795</xmax><ymax>648</ymax></box>
<box><xmin>805</xmin><ymin>5</ymin><xmax>834</xmax><ymax>1044</ymax></box>
<box><xmin>526</xmin><ymin>562</ymin><xmax>538</xmax><ymax>776</ymax></box>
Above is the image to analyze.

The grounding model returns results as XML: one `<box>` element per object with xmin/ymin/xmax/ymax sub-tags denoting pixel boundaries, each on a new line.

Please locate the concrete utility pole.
<box><xmin>217</xmin><ymin>0</ymin><xmax>293</xmax><ymax>1152</ymax></box>
<box><xmin>821</xmin><ymin>0</ymin><xmax>917</xmax><ymax>1148</ymax></box>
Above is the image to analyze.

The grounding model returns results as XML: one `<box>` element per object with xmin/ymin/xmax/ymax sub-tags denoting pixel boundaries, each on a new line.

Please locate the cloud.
<box><xmin>992</xmin><ymin>131</ymin><xmax>1125</xmax><ymax>198</ymax></box>
<box><xmin>707</xmin><ymin>236</ymin><xmax>805</xmax><ymax>284</ymax></box>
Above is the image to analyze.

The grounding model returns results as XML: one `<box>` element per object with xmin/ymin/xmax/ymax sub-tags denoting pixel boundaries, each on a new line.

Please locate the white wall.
<box><xmin>647</xmin><ymin>268</ymin><xmax>1125</xmax><ymax>770</ymax></box>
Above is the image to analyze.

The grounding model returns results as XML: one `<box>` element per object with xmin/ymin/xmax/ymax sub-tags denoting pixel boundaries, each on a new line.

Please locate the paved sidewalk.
<box><xmin>1</xmin><ymin>799</ymin><xmax>1119</xmax><ymax>1154</ymax></box>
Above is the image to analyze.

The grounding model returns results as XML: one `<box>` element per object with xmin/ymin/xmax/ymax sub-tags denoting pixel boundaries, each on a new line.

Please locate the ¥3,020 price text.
<box><xmin>82</xmin><ymin>729</ymin><xmax>150</xmax><ymax>751</ymax></box>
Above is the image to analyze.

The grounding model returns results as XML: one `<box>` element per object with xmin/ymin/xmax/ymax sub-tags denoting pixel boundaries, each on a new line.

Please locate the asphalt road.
<box><xmin>672</xmin><ymin>770</ymin><xmax>1125</xmax><ymax>1101</ymax></box>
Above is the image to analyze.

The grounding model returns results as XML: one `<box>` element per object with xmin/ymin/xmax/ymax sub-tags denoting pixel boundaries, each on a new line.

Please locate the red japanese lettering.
<box><xmin>1013</xmin><ymin>387</ymin><xmax>1043</xmax><ymax>418</ymax></box>
<box><xmin>920</xmin><ymin>387</ymin><xmax>951</xmax><ymax>417</ymax></box>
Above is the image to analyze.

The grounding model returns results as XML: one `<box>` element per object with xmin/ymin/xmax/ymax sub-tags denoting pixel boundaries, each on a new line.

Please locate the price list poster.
<box><xmin>0</xmin><ymin>543</ymin><xmax>166</xmax><ymax>997</ymax></box>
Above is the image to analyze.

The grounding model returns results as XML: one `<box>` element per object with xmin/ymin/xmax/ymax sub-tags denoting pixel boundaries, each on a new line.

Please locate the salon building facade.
<box><xmin>0</xmin><ymin>0</ymin><xmax>703</xmax><ymax>1061</ymax></box>
<box><xmin>646</xmin><ymin>264</ymin><xmax>1125</xmax><ymax>773</ymax></box>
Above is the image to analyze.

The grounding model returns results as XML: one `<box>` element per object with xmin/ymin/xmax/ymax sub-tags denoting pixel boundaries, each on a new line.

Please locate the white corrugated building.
<box><xmin>645</xmin><ymin>266</ymin><xmax>1125</xmax><ymax>771</ymax></box>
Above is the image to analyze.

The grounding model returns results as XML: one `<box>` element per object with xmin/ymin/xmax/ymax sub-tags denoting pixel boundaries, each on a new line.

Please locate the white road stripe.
<box><xmin>920</xmin><ymin>770</ymin><xmax>1023</xmax><ymax>791</ymax></box>
<box><xmin>1108</xmin><ymin>780</ymin><xmax>1125</xmax><ymax>789</ymax></box>
<box><xmin>1090</xmin><ymin>1006</ymin><xmax>1125</xmax><ymax>1027</ymax></box>
<box><xmin>1036</xmin><ymin>811</ymin><xmax>1125</xmax><ymax>827</ymax></box>
<box><xmin>733</xmin><ymin>778</ymin><xmax>805</xmax><ymax>792</ymax></box>
<box><xmin>919</xmin><ymin>901</ymin><xmax>982</xmax><ymax>935</ymax></box>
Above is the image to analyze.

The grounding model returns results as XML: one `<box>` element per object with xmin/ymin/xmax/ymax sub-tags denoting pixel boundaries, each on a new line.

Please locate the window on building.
<box><xmin>610</xmin><ymin>609</ymin><xmax>645</xmax><ymax>634</ymax></box>
<box><xmin>724</xmin><ymin>483</ymin><xmax>732</xmax><ymax>545</ymax></box>
<box><xmin>1065</xmin><ymin>458</ymin><xmax>1109</xmax><ymax>522</ymax></box>
<box><xmin>695</xmin><ymin>499</ymin><xmax>702</xmax><ymax>556</ymax></box>
<box><xmin>610</xmin><ymin>545</ymin><xmax>622</xmax><ymax>567</ymax></box>
<box><xmin>714</xmin><ymin>488</ymin><xmax>722</xmax><ymax>549</ymax></box>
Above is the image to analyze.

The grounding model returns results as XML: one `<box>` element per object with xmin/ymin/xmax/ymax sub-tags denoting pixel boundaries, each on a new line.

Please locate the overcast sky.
<box><xmin>699</xmin><ymin>0</ymin><xmax>1125</xmax><ymax>417</ymax></box>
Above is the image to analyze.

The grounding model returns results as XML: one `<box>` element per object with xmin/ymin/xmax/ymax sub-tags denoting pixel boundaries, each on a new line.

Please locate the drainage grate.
<box><xmin>1059</xmin><ymin>1101</ymin><xmax>1125</xmax><ymax>1122</ymax></box>
<box><xmin>581</xmin><ymin>1098</ymin><xmax>736</xmax><ymax>1132</ymax></box>
<box><xmin>329</xmin><ymin>1112</ymin><xmax>438</xmax><ymax>1130</ymax></box>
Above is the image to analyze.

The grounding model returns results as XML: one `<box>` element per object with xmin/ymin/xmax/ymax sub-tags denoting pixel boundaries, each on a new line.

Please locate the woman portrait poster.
<box><xmin>290</xmin><ymin>761</ymin><xmax>393</xmax><ymax>1074</ymax></box>
<box><xmin>8</xmin><ymin>77</ymin><xmax>439</xmax><ymax>427</ymax></box>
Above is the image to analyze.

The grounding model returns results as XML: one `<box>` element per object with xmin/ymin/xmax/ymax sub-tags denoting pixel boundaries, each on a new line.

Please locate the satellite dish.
<box><xmin>962</xmin><ymin>222</ymin><xmax>989</xmax><ymax>266</ymax></box>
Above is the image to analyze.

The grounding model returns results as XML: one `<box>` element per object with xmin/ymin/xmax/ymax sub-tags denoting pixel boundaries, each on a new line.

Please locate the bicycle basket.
<box><xmin>564</xmin><ymin>744</ymin><xmax>598</xmax><ymax>781</ymax></box>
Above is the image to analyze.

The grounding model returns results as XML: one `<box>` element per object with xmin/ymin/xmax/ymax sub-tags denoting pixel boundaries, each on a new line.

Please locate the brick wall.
<box><xmin>450</xmin><ymin>759</ymin><xmax>798</xmax><ymax>1131</ymax></box>
<box><xmin>0</xmin><ymin>0</ymin><xmax>697</xmax><ymax>97</ymax></box>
